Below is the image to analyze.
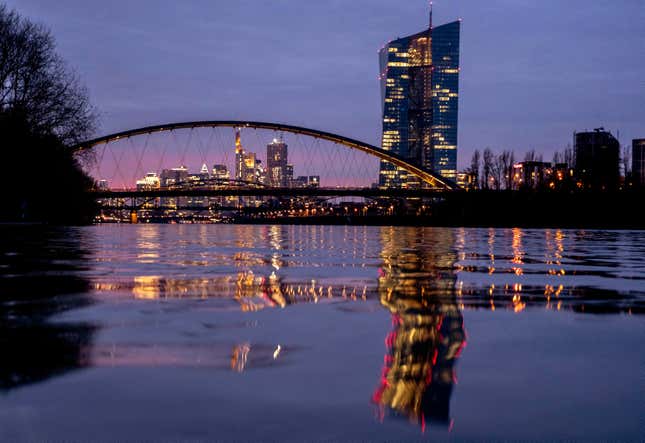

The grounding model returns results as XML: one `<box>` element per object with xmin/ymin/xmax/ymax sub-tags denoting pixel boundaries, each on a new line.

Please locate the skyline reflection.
<box><xmin>1</xmin><ymin>225</ymin><xmax>642</xmax><ymax>441</ymax></box>
<box><xmin>87</xmin><ymin>225</ymin><xmax>645</xmax><ymax>315</ymax></box>
<box><xmin>2</xmin><ymin>225</ymin><xmax>642</xmax><ymax>392</ymax></box>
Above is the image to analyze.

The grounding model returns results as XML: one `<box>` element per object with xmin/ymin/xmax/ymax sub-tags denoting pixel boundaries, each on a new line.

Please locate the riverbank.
<box><xmin>230</xmin><ymin>191</ymin><xmax>645</xmax><ymax>229</ymax></box>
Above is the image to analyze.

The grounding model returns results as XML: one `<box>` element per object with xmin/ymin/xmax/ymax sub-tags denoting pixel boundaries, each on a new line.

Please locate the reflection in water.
<box><xmin>0</xmin><ymin>226</ymin><xmax>96</xmax><ymax>390</ymax></box>
<box><xmin>373</xmin><ymin>228</ymin><xmax>466</xmax><ymax>430</ymax></box>
<box><xmin>231</xmin><ymin>343</ymin><xmax>251</xmax><ymax>372</ymax></box>
<box><xmin>3</xmin><ymin>224</ymin><xmax>643</xmax><ymax>395</ymax></box>
<box><xmin>454</xmin><ymin>228</ymin><xmax>645</xmax><ymax>314</ymax></box>
<box><xmin>95</xmin><ymin>272</ymin><xmax>372</xmax><ymax>312</ymax></box>
<box><xmin>93</xmin><ymin>225</ymin><xmax>644</xmax><ymax>315</ymax></box>
<box><xmin>135</xmin><ymin>225</ymin><xmax>161</xmax><ymax>263</ymax></box>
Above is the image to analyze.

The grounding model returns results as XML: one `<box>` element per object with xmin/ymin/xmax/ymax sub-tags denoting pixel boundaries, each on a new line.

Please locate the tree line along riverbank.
<box><xmin>230</xmin><ymin>191</ymin><xmax>645</xmax><ymax>229</ymax></box>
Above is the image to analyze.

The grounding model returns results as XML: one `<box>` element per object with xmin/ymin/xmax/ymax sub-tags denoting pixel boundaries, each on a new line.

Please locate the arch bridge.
<box><xmin>74</xmin><ymin>120</ymin><xmax>459</xmax><ymax>194</ymax></box>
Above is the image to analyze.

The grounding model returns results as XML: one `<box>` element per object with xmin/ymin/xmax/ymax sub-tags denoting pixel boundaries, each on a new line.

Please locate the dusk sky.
<box><xmin>8</xmin><ymin>0</ymin><xmax>644</xmax><ymax>168</ymax></box>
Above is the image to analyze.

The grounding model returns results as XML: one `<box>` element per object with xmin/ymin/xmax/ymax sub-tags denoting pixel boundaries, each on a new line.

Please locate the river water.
<box><xmin>1</xmin><ymin>225</ymin><xmax>643</xmax><ymax>442</ymax></box>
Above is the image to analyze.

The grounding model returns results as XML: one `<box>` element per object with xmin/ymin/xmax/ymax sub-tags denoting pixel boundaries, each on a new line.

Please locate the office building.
<box><xmin>456</xmin><ymin>171</ymin><xmax>477</xmax><ymax>190</ymax></box>
<box><xmin>188</xmin><ymin>164</ymin><xmax>210</xmax><ymax>183</ymax></box>
<box><xmin>135</xmin><ymin>173</ymin><xmax>160</xmax><ymax>209</ymax></box>
<box><xmin>234</xmin><ymin>127</ymin><xmax>260</xmax><ymax>183</ymax></box>
<box><xmin>160</xmin><ymin>166</ymin><xmax>188</xmax><ymax>187</ymax></box>
<box><xmin>379</xmin><ymin>5</ymin><xmax>460</xmax><ymax>187</ymax></box>
<box><xmin>160</xmin><ymin>166</ymin><xmax>188</xmax><ymax>208</ymax></box>
<box><xmin>212</xmin><ymin>164</ymin><xmax>229</xmax><ymax>181</ymax></box>
<box><xmin>633</xmin><ymin>139</ymin><xmax>645</xmax><ymax>188</ymax></box>
<box><xmin>574</xmin><ymin>129</ymin><xmax>620</xmax><ymax>190</ymax></box>
<box><xmin>136</xmin><ymin>173</ymin><xmax>160</xmax><ymax>190</ymax></box>
<box><xmin>292</xmin><ymin>176</ymin><xmax>320</xmax><ymax>188</ymax></box>
<box><xmin>285</xmin><ymin>164</ymin><xmax>294</xmax><ymax>187</ymax></box>
<box><xmin>266</xmin><ymin>137</ymin><xmax>289</xmax><ymax>187</ymax></box>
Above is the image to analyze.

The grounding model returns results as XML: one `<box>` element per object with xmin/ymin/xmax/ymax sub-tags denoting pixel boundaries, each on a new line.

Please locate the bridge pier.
<box><xmin>130</xmin><ymin>210</ymin><xmax>138</xmax><ymax>224</ymax></box>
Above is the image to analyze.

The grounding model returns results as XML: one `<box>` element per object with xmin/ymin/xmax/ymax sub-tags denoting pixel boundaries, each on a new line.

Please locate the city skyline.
<box><xmin>6</xmin><ymin>0</ymin><xmax>644</xmax><ymax>170</ymax></box>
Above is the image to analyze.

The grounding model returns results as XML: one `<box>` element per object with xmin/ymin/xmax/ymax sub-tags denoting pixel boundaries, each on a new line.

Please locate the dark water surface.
<box><xmin>1</xmin><ymin>225</ymin><xmax>643</xmax><ymax>442</ymax></box>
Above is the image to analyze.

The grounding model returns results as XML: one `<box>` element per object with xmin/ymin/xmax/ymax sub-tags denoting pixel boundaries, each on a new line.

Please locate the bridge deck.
<box><xmin>92</xmin><ymin>187</ymin><xmax>456</xmax><ymax>199</ymax></box>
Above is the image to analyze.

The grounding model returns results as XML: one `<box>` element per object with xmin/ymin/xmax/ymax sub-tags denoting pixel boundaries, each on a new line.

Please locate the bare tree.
<box><xmin>470</xmin><ymin>149</ymin><xmax>480</xmax><ymax>186</ymax></box>
<box><xmin>492</xmin><ymin>151</ymin><xmax>513</xmax><ymax>190</ymax></box>
<box><xmin>504</xmin><ymin>150</ymin><xmax>515</xmax><ymax>189</ymax></box>
<box><xmin>524</xmin><ymin>149</ymin><xmax>543</xmax><ymax>163</ymax></box>
<box><xmin>492</xmin><ymin>155</ymin><xmax>503</xmax><ymax>190</ymax></box>
<box><xmin>524</xmin><ymin>149</ymin><xmax>537</xmax><ymax>162</ymax></box>
<box><xmin>482</xmin><ymin>148</ymin><xmax>494</xmax><ymax>189</ymax></box>
<box><xmin>1</xmin><ymin>5</ymin><xmax>97</xmax><ymax>222</ymax></box>
<box><xmin>0</xmin><ymin>5</ymin><xmax>96</xmax><ymax>145</ymax></box>
<box><xmin>564</xmin><ymin>145</ymin><xmax>574</xmax><ymax>169</ymax></box>
<box><xmin>553</xmin><ymin>145</ymin><xmax>574</xmax><ymax>168</ymax></box>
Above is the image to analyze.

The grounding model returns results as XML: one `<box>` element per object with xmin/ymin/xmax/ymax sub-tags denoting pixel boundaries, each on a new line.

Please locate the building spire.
<box><xmin>429</xmin><ymin>1</ymin><xmax>433</xmax><ymax>29</ymax></box>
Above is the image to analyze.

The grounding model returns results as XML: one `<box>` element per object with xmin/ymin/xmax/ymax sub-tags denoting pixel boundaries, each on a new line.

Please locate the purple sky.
<box><xmin>7</xmin><ymin>0</ymin><xmax>645</xmax><ymax>169</ymax></box>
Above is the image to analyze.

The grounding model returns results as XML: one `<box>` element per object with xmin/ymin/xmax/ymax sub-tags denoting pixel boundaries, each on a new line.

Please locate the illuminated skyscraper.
<box><xmin>234</xmin><ymin>127</ymin><xmax>245</xmax><ymax>181</ymax></box>
<box><xmin>234</xmin><ymin>128</ymin><xmax>260</xmax><ymax>183</ymax></box>
<box><xmin>266</xmin><ymin>137</ymin><xmax>288</xmax><ymax>187</ymax></box>
<box><xmin>379</xmin><ymin>5</ymin><xmax>460</xmax><ymax>187</ymax></box>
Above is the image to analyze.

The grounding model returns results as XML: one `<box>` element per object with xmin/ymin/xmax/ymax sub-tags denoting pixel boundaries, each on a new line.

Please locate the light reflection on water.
<box><xmin>90</xmin><ymin>225</ymin><xmax>645</xmax><ymax>315</ymax></box>
<box><xmin>1</xmin><ymin>225</ymin><xmax>643</xmax><ymax>440</ymax></box>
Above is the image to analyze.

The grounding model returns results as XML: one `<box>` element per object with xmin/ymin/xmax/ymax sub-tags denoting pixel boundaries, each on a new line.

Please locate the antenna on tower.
<box><xmin>429</xmin><ymin>1</ymin><xmax>433</xmax><ymax>29</ymax></box>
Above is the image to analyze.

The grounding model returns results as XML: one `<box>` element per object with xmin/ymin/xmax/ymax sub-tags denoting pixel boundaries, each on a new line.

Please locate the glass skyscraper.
<box><xmin>266</xmin><ymin>137</ymin><xmax>288</xmax><ymax>187</ymax></box>
<box><xmin>379</xmin><ymin>7</ymin><xmax>460</xmax><ymax>187</ymax></box>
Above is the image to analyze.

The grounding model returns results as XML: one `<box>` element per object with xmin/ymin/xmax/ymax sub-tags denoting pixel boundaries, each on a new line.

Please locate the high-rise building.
<box><xmin>234</xmin><ymin>128</ymin><xmax>260</xmax><ymax>183</ymax></box>
<box><xmin>234</xmin><ymin>127</ymin><xmax>245</xmax><ymax>181</ymax></box>
<box><xmin>633</xmin><ymin>139</ymin><xmax>645</xmax><ymax>188</ymax></box>
<box><xmin>285</xmin><ymin>164</ymin><xmax>294</xmax><ymax>187</ymax></box>
<box><xmin>242</xmin><ymin>152</ymin><xmax>258</xmax><ymax>183</ymax></box>
<box><xmin>379</xmin><ymin>5</ymin><xmax>460</xmax><ymax>187</ymax></box>
<box><xmin>266</xmin><ymin>137</ymin><xmax>288</xmax><ymax>187</ymax></box>
<box><xmin>574</xmin><ymin>129</ymin><xmax>620</xmax><ymax>190</ymax></box>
